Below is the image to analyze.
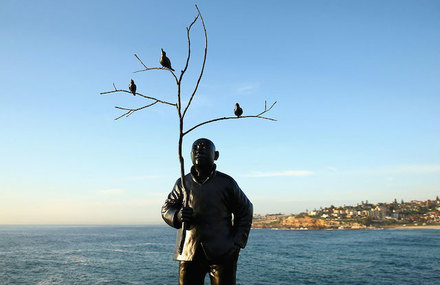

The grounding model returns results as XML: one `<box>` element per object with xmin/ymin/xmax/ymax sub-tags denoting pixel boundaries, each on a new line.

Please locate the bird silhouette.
<box><xmin>129</xmin><ymin>79</ymin><xmax>137</xmax><ymax>96</ymax></box>
<box><xmin>234</xmin><ymin>103</ymin><xmax>243</xmax><ymax>117</ymax></box>
<box><xmin>160</xmin><ymin>48</ymin><xmax>175</xmax><ymax>71</ymax></box>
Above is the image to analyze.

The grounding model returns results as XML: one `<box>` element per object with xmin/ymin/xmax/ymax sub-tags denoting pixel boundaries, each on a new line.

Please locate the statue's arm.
<box><xmin>231</xmin><ymin>180</ymin><xmax>253</xmax><ymax>249</ymax></box>
<box><xmin>161</xmin><ymin>179</ymin><xmax>184</xmax><ymax>229</ymax></box>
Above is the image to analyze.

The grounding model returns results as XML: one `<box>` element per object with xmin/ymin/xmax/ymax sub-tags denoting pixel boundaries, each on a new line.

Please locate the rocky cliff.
<box><xmin>253</xmin><ymin>215</ymin><xmax>367</xmax><ymax>230</ymax></box>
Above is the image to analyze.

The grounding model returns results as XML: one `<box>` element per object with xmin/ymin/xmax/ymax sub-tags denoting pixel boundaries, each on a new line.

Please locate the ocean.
<box><xmin>0</xmin><ymin>226</ymin><xmax>439</xmax><ymax>284</ymax></box>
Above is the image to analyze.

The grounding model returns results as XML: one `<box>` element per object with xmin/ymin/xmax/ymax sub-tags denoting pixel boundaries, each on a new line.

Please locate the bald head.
<box><xmin>191</xmin><ymin>138</ymin><xmax>219</xmax><ymax>169</ymax></box>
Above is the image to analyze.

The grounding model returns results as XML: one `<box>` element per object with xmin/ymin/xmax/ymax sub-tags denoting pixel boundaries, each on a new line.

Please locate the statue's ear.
<box><xmin>214</xmin><ymin>151</ymin><xmax>219</xmax><ymax>161</ymax></box>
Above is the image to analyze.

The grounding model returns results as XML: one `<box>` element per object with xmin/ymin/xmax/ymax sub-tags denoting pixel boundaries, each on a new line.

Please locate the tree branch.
<box><xmin>176</xmin><ymin>13</ymin><xmax>200</xmax><ymax>118</ymax></box>
<box><xmin>133</xmin><ymin>65</ymin><xmax>179</xmax><ymax>85</ymax></box>
<box><xmin>257</xmin><ymin>100</ymin><xmax>277</xmax><ymax>116</ymax></box>
<box><xmin>100</xmin><ymin>88</ymin><xmax>176</xmax><ymax>107</ymax></box>
<box><xmin>182</xmin><ymin>4</ymin><xmax>207</xmax><ymax>119</ymax></box>
<box><xmin>134</xmin><ymin>53</ymin><xmax>148</xmax><ymax>69</ymax></box>
<box><xmin>114</xmin><ymin>101</ymin><xmax>159</xmax><ymax>120</ymax></box>
<box><xmin>183</xmin><ymin>101</ymin><xmax>277</xmax><ymax>136</ymax></box>
<box><xmin>179</xmin><ymin>14</ymin><xmax>199</xmax><ymax>82</ymax></box>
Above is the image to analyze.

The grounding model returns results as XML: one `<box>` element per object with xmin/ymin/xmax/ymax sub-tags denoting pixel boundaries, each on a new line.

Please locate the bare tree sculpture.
<box><xmin>100</xmin><ymin>4</ymin><xmax>276</xmax><ymax>254</ymax></box>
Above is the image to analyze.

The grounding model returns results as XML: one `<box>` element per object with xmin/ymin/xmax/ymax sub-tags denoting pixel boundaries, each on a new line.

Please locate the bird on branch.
<box><xmin>129</xmin><ymin>79</ymin><xmax>137</xmax><ymax>96</ymax></box>
<box><xmin>234</xmin><ymin>103</ymin><xmax>243</xmax><ymax>117</ymax></box>
<box><xmin>160</xmin><ymin>48</ymin><xmax>175</xmax><ymax>71</ymax></box>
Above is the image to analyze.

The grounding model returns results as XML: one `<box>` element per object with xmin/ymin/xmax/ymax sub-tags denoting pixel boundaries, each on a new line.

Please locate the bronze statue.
<box><xmin>162</xmin><ymin>138</ymin><xmax>253</xmax><ymax>285</ymax></box>
<box><xmin>101</xmin><ymin>6</ymin><xmax>275</xmax><ymax>281</ymax></box>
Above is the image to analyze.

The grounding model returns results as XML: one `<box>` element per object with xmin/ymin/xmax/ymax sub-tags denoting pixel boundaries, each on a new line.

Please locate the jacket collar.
<box><xmin>190</xmin><ymin>164</ymin><xmax>217</xmax><ymax>184</ymax></box>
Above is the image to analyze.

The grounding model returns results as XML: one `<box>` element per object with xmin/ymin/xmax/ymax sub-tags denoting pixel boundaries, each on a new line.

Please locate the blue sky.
<box><xmin>1</xmin><ymin>0</ymin><xmax>439</xmax><ymax>224</ymax></box>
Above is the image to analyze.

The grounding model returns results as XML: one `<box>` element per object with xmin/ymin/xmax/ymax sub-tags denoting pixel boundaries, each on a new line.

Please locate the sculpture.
<box><xmin>162</xmin><ymin>138</ymin><xmax>252</xmax><ymax>284</ymax></box>
<box><xmin>100</xmin><ymin>4</ymin><xmax>276</xmax><ymax>284</ymax></box>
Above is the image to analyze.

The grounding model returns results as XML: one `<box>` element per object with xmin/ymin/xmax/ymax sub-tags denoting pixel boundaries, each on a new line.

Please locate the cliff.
<box><xmin>252</xmin><ymin>215</ymin><xmax>367</xmax><ymax>230</ymax></box>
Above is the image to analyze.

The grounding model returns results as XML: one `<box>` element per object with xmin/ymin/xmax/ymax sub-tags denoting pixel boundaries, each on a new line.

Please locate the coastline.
<box><xmin>252</xmin><ymin>225</ymin><xmax>440</xmax><ymax>231</ymax></box>
<box><xmin>382</xmin><ymin>225</ymin><xmax>440</xmax><ymax>229</ymax></box>
<box><xmin>252</xmin><ymin>216</ymin><xmax>440</xmax><ymax>231</ymax></box>
<box><xmin>252</xmin><ymin>214</ymin><xmax>440</xmax><ymax>231</ymax></box>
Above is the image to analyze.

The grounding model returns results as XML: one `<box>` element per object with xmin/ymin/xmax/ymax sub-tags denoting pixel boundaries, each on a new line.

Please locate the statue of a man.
<box><xmin>162</xmin><ymin>138</ymin><xmax>253</xmax><ymax>285</ymax></box>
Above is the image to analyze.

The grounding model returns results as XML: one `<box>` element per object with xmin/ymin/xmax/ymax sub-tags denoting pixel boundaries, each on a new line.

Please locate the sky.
<box><xmin>1</xmin><ymin>0</ymin><xmax>439</xmax><ymax>224</ymax></box>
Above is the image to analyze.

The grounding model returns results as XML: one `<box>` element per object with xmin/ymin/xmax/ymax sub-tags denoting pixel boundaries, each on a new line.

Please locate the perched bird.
<box><xmin>129</xmin><ymin>79</ymin><xmax>136</xmax><ymax>96</ymax></box>
<box><xmin>234</xmin><ymin>103</ymin><xmax>243</xmax><ymax>117</ymax></box>
<box><xmin>160</xmin><ymin>48</ymin><xmax>175</xmax><ymax>71</ymax></box>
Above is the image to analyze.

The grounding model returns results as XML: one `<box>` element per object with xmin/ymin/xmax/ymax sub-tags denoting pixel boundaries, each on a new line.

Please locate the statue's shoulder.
<box><xmin>175</xmin><ymin>173</ymin><xmax>192</xmax><ymax>184</ymax></box>
<box><xmin>215</xmin><ymin>170</ymin><xmax>236</xmax><ymax>183</ymax></box>
<box><xmin>181</xmin><ymin>172</ymin><xmax>193</xmax><ymax>182</ymax></box>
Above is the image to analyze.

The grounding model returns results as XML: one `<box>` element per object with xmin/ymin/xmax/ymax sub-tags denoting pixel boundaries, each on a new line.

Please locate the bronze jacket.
<box><xmin>161</xmin><ymin>166</ymin><xmax>253</xmax><ymax>261</ymax></box>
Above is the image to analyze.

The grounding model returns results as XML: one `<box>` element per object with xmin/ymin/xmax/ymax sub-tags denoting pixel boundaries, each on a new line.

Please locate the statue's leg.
<box><xmin>208</xmin><ymin>257</ymin><xmax>238</xmax><ymax>285</ymax></box>
<box><xmin>179</xmin><ymin>260</ymin><xmax>207</xmax><ymax>285</ymax></box>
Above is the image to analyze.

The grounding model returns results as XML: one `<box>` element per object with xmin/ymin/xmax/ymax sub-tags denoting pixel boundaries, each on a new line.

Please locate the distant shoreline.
<box><xmin>252</xmin><ymin>226</ymin><xmax>440</xmax><ymax>231</ymax></box>
<box><xmin>382</xmin><ymin>225</ymin><xmax>440</xmax><ymax>229</ymax></box>
<box><xmin>252</xmin><ymin>225</ymin><xmax>440</xmax><ymax>230</ymax></box>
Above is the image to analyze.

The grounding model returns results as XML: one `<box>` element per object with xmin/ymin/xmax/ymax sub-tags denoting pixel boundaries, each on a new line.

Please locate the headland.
<box><xmin>253</xmin><ymin>197</ymin><xmax>440</xmax><ymax>230</ymax></box>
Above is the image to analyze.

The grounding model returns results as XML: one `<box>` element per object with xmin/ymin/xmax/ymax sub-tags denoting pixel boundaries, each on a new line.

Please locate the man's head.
<box><xmin>191</xmin><ymin>138</ymin><xmax>219</xmax><ymax>169</ymax></box>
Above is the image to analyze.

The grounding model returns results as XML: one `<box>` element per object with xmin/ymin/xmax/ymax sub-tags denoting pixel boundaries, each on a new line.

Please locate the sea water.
<box><xmin>0</xmin><ymin>226</ymin><xmax>439</xmax><ymax>284</ymax></box>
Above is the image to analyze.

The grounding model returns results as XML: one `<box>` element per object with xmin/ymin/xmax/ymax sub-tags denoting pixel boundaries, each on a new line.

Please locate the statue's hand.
<box><xmin>178</xmin><ymin>207</ymin><xmax>194</xmax><ymax>224</ymax></box>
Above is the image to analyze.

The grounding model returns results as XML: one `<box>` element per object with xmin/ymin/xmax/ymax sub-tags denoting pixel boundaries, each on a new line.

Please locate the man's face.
<box><xmin>191</xmin><ymin>139</ymin><xmax>217</xmax><ymax>168</ymax></box>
